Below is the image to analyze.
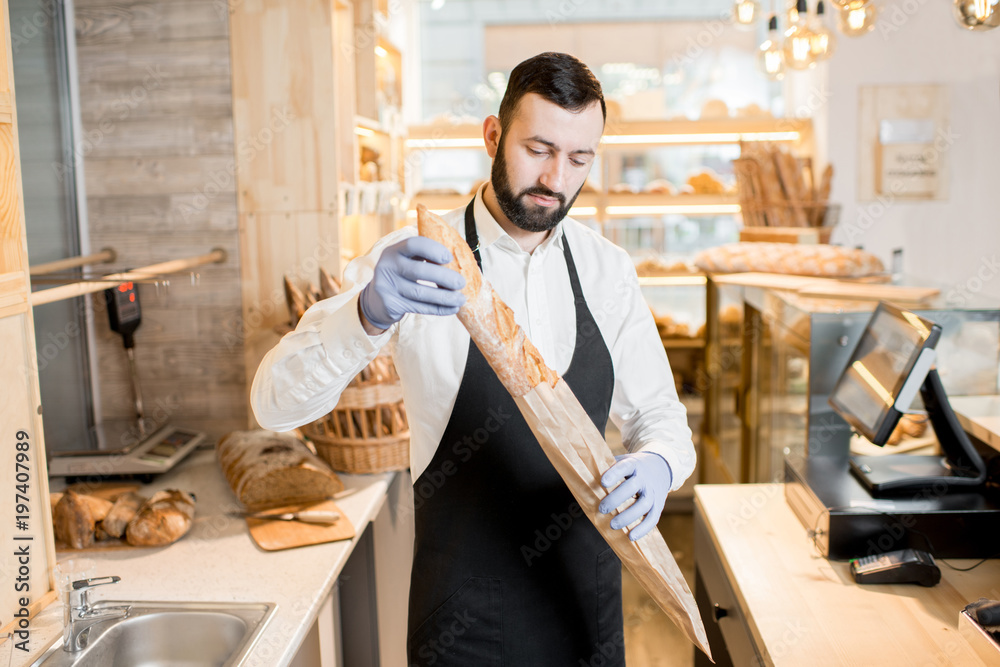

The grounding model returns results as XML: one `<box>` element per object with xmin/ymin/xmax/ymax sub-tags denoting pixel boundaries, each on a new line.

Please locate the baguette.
<box><xmin>416</xmin><ymin>204</ymin><xmax>559</xmax><ymax>397</ymax></box>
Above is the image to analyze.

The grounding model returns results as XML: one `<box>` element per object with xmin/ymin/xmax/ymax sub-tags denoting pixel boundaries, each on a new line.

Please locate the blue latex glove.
<box><xmin>359</xmin><ymin>236</ymin><xmax>466</xmax><ymax>331</ymax></box>
<box><xmin>598</xmin><ymin>452</ymin><xmax>673</xmax><ymax>541</ymax></box>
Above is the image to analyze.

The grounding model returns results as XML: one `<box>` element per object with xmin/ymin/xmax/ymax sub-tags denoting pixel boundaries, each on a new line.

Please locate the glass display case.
<box><xmin>706</xmin><ymin>281</ymin><xmax>1000</xmax><ymax>484</ymax></box>
<box><xmin>702</xmin><ymin>277</ymin><xmax>746</xmax><ymax>484</ymax></box>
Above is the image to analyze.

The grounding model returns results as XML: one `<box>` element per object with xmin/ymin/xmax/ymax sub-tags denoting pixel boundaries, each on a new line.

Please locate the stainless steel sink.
<box><xmin>29</xmin><ymin>600</ymin><xmax>276</xmax><ymax>667</ymax></box>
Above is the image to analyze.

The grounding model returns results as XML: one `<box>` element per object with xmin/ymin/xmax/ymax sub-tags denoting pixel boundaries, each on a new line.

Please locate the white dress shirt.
<box><xmin>250</xmin><ymin>189</ymin><xmax>696</xmax><ymax>488</ymax></box>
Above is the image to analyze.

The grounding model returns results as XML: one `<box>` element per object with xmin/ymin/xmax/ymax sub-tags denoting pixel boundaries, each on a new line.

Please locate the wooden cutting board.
<box><xmin>246</xmin><ymin>500</ymin><xmax>355</xmax><ymax>552</ymax></box>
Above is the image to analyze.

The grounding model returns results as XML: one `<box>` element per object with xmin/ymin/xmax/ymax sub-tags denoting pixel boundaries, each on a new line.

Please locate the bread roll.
<box><xmin>54</xmin><ymin>491</ymin><xmax>96</xmax><ymax>550</ymax></box>
<box><xmin>126</xmin><ymin>489</ymin><xmax>196</xmax><ymax>547</ymax></box>
<box><xmin>417</xmin><ymin>204</ymin><xmax>559</xmax><ymax>397</ymax></box>
<box><xmin>217</xmin><ymin>430</ymin><xmax>344</xmax><ymax>509</ymax></box>
<box><xmin>77</xmin><ymin>494</ymin><xmax>113</xmax><ymax>522</ymax></box>
<box><xmin>102</xmin><ymin>491</ymin><xmax>146</xmax><ymax>539</ymax></box>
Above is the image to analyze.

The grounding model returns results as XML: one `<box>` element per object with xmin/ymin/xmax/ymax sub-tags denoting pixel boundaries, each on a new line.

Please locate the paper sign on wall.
<box><xmin>858</xmin><ymin>85</ymin><xmax>949</xmax><ymax>201</ymax></box>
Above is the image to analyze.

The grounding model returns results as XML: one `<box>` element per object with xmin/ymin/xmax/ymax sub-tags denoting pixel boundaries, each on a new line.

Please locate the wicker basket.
<box><xmin>733</xmin><ymin>155</ymin><xmax>839</xmax><ymax>230</ymax></box>
<box><xmin>301</xmin><ymin>355</ymin><xmax>410</xmax><ymax>474</ymax></box>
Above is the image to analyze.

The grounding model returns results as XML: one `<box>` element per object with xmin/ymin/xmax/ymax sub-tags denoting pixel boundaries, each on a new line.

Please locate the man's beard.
<box><xmin>491</xmin><ymin>137</ymin><xmax>583</xmax><ymax>233</ymax></box>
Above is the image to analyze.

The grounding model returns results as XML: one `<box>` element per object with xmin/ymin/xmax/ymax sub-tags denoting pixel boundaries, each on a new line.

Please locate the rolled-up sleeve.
<box><xmin>607</xmin><ymin>262</ymin><xmax>696</xmax><ymax>493</ymax></box>
<box><xmin>250</xmin><ymin>228</ymin><xmax>413</xmax><ymax>431</ymax></box>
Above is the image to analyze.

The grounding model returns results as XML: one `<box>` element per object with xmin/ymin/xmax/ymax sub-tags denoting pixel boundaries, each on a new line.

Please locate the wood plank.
<box><xmin>229</xmin><ymin>0</ymin><xmax>339</xmax><ymax>213</ymax></box>
<box><xmin>85</xmin><ymin>193</ymin><xmax>238</xmax><ymax>233</ymax></box>
<box><xmin>75</xmin><ymin>38</ymin><xmax>232</xmax><ymax>84</ymax></box>
<box><xmin>78</xmin><ymin>75</ymin><xmax>233</xmax><ymax>123</ymax></box>
<box><xmin>77</xmin><ymin>116</ymin><xmax>234</xmax><ymax>159</ymax></box>
<box><xmin>83</xmin><ymin>154</ymin><xmax>238</xmax><ymax>197</ymax></box>
<box><xmin>75</xmin><ymin>2</ymin><xmax>229</xmax><ymax>47</ymax></box>
<box><xmin>0</xmin><ymin>123</ymin><xmax>23</xmax><ymax>273</ymax></box>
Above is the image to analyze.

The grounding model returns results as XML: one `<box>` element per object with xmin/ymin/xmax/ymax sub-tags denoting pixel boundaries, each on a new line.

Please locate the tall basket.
<box><xmin>301</xmin><ymin>355</ymin><xmax>410</xmax><ymax>474</ymax></box>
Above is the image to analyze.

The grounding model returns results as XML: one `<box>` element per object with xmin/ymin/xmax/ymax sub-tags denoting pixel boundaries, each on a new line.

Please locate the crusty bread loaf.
<box><xmin>53</xmin><ymin>490</ymin><xmax>96</xmax><ymax>550</ymax></box>
<box><xmin>416</xmin><ymin>204</ymin><xmax>559</xmax><ymax>397</ymax></box>
<box><xmin>217</xmin><ymin>430</ymin><xmax>344</xmax><ymax>509</ymax></box>
<box><xmin>102</xmin><ymin>491</ymin><xmax>145</xmax><ymax>539</ymax></box>
<box><xmin>126</xmin><ymin>489</ymin><xmax>196</xmax><ymax>547</ymax></box>
<box><xmin>694</xmin><ymin>242</ymin><xmax>884</xmax><ymax>277</ymax></box>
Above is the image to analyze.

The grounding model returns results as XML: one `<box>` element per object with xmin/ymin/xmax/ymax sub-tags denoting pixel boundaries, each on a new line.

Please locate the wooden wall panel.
<box><xmin>0</xmin><ymin>0</ymin><xmax>58</xmax><ymax>644</ymax></box>
<box><xmin>0</xmin><ymin>123</ymin><xmax>22</xmax><ymax>273</ymax></box>
<box><xmin>77</xmin><ymin>1</ymin><xmax>246</xmax><ymax>439</ymax></box>
<box><xmin>229</xmin><ymin>0</ymin><xmax>340</xmax><ymax>214</ymax></box>
<box><xmin>238</xmin><ymin>211</ymin><xmax>339</xmax><ymax>385</ymax></box>
<box><xmin>230</xmin><ymin>0</ymin><xmax>347</xmax><ymax>420</ymax></box>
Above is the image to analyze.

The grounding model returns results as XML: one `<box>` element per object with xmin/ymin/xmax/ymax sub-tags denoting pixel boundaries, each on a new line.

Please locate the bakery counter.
<box><xmin>16</xmin><ymin>447</ymin><xmax>407</xmax><ymax>667</ymax></box>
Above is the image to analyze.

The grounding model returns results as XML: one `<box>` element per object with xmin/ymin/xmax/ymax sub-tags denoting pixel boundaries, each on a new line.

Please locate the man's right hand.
<box><xmin>359</xmin><ymin>236</ymin><xmax>466</xmax><ymax>332</ymax></box>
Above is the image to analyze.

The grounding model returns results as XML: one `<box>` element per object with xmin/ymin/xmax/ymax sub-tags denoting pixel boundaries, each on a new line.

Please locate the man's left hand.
<box><xmin>598</xmin><ymin>452</ymin><xmax>673</xmax><ymax>541</ymax></box>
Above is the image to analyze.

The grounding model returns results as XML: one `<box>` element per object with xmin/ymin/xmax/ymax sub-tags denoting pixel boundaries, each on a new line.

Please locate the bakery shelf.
<box><xmin>601</xmin><ymin>117</ymin><xmax>811</xmax><ymax>147</ymax></box>
<box><xmin>605</xmin><ymin>193</ymin><xmax>740</xmax><ymax>217</ymax></box>
<box><xmin>406</xmin><ymin>117</ymin><xmax>812</xmax><ymax>150</ymax></box>
<box><xmin>662</xmin><ymin>337</ymin><xmax>706</xmax><ymax>349</ymax></box>
<box><xmin>639</xmin><ymin>274</ymin><xmax>707</xmax><ymax>287</ymax></box>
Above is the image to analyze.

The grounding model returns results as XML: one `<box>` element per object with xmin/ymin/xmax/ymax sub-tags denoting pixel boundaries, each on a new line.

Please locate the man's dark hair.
<box><xmin>497</xmin><ymin>52</ymin><xmax>606</xmax><ymax>132</ymax></box>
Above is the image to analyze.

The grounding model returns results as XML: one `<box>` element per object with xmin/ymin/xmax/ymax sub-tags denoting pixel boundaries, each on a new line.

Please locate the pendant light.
<box><xmin>758</xmin><ymin>14</ymin><xmax>786</xmax><ymax>80</ymax></box>
<box><xmin>809</xmin><ymin>0</ymin><xmax>836</xmax><ymax>60</ymax></box>
<box><xmin>783</xmin><ymin>0</ymin><xmax>817</xmax><ymax>70</ymax></box>
<box><xmin>837</xmin><ymin>1</ymin><xmax>878</xmax><ymax>36</ymax></box>
<box><xmin>953</xmin><ymin>0</ymin><xmax>1000</xmax><ymax>30</ymax></box>
<box><xmin>733</xmin><ymin>0</ymin><xmax>762</xmax><ymax>27</ymax></box>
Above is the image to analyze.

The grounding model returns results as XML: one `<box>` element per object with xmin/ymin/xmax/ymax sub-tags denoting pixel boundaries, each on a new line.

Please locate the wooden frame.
<box><xmin>0</xmin><ymin>0</ymin><xmax>58</xmax><ymax>653</ymax></box>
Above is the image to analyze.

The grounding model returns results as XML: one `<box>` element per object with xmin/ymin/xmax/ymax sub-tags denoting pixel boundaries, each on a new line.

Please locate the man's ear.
<box><xmin>483</xmin><ymin>115</ymin><xmax>501</xmax><ymax>158</ymax></box>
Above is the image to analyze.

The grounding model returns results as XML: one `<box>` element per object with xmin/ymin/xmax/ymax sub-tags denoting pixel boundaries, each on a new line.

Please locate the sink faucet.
<box><xmin>63</xmin><ymin>576</ymin><xmax>130</xmax><ymax>652</ymax></box>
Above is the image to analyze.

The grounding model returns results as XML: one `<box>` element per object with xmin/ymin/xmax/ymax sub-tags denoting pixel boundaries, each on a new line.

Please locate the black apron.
<box><xmin>407</xmin><ymin>200</ymin><xmax>624</xmax><ymax>667</ymax></box>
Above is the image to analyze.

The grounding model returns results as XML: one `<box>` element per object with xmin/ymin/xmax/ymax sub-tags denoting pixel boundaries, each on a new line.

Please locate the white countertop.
<box><xmin>15</xmin><ymin>448</ymin><xmax>395</xmax><ymax>667</ymax></box>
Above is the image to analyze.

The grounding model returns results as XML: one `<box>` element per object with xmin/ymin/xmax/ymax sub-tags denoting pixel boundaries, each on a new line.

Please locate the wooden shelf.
<box><xmin>604</xmin><ymin>193</ymin><xmax>740</xmax><ymax>217</ymax></box>
<box><xmin>661</xmin><ymin>337</ymin><xmax>706</xmax><ymax>349</ymax></box>
<box><xmin>406</xmin><ymin>117</ymin><xmax>812</xmax><ymax>149</ymax></box>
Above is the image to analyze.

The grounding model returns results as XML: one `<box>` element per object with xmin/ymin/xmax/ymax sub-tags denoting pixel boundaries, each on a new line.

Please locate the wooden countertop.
<box><xmin>951</xmin><ymin>395</ymin><xmax>1000</xmax><ymax>453</ymax></box>
<box><xmin>695</xmin><ymin>484</ymin><xmax>1000</xmax><ymax>666</ymax></box>
<box><xmin>14</xmin><ymin>448</ymin><xmax>395</xmax><ymax>667</ymax></box>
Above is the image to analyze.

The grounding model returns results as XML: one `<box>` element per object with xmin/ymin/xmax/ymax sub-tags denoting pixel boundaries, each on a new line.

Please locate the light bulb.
<box><xmin>953</xmin><ymin>0</ymin><xmax>1000</xmax><ymax>30</ymax></box>
<box><xmin>758</xmin><ymin>15</ymin><xmax>785</xmax><ymax>80</ymax></box>
<box><xmin>733</xmin><ymin>0</ymin><xmax>761</xmax><ymax>27</ymax></box>
<box><xmin>810</xmin><ymin>0</ymin><xmax>837</xmax><ymax>60</ymax></box>
<box><xmin>783</xmin><ymin>0</ymin><xmax>817</xmax><ymax>70</ymax></box>
<box><xmin>828</xmin><ymin>0</ymin><xmax>866</xmax><ymax>7</ymax></box>
<box><xmin>837</xmin><ymin>1</ymin><xmax>877</xmax><ymax>36</ymax></box>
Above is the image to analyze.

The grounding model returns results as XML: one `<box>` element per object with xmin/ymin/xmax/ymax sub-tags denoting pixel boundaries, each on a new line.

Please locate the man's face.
<box><xmin>490</xmin><ymin>93</ymin><xmax>604</xmax><ymax>233</ymax></box>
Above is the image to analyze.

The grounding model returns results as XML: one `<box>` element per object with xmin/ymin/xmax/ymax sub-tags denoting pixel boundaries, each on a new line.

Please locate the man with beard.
<box><xmin>251</xmin><ymin>52</ymin><xmax>694</xmax><ymax>666</ymax></box>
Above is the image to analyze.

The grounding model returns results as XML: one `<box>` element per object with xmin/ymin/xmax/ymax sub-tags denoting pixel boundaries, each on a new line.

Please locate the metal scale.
<box><xmin>46</xmin><ymin>275</ymin><xmax>206</xmax><ymax>483</ymax></box>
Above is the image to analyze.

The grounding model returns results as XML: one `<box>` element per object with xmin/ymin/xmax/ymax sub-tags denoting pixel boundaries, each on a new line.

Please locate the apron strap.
<box><xmin>463</xmin><ymin>199</ymin><xmax>482</xmax><ymax>270</ymax></box>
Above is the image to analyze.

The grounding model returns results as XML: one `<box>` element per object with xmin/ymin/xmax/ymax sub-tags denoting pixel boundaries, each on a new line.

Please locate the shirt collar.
<box><xmin>472</xmin><ymin>183</ymin><xmax>566</xmax><ymax>256</ymax></box>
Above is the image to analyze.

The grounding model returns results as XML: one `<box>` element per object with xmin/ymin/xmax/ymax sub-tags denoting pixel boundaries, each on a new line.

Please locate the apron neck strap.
<box><xmin>463</xmin><ymin>199</ymin><xmax>482</xmax><ymax>271</ymax></box>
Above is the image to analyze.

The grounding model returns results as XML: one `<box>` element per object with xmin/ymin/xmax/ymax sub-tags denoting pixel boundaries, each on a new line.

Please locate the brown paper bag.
<box><xmin>516</xmin><ymin>381</ymin><xmax>711</xmax><ymax>659</ymax></box>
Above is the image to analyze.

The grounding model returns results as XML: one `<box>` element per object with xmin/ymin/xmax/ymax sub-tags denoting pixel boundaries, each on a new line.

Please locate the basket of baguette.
<box><xmin>282</xmin><ymin>269</ymin><xmax>411</xmax><ymax>474</ymax></box>
<box><xmin>300</xmin><ymin>354</ymin><xmax>410</xmax><ymax>474</ymax></box>
<box><xmin>734</xmin><ymin>142</ymin><xmax>839</xmax><ymax>242</ymax></box>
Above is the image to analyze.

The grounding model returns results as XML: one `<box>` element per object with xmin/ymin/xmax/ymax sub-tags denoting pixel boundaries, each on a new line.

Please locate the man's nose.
<box><xmin>538</xmin><ymin>159</ymin><xmax>565</xmax><ymax>194</ymax></box>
